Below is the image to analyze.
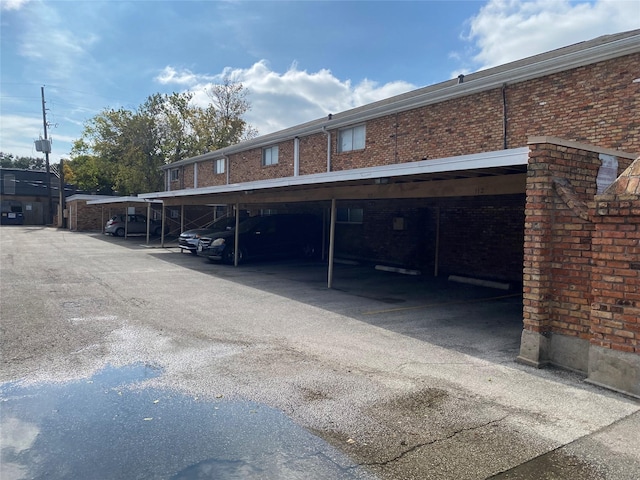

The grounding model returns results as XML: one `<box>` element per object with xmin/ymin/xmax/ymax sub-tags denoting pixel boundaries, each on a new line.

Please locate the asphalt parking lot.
<box><xmin>1</xmin><ymin>227</ymin><xmax>639</xmax><ymax>479</ymax></box>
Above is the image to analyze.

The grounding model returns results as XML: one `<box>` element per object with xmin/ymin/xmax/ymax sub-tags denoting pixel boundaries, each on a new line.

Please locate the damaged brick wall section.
<box><xmin>520</xmin><ymin>142</ymin><xmax>639</xmax><ymax>398</ymax></box>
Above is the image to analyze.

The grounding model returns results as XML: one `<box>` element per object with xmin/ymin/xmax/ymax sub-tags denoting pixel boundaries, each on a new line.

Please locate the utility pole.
<box><xmin>40</xmin><ymin>86</ymin><xmax>53</xmax><ymax>225</ymax></box>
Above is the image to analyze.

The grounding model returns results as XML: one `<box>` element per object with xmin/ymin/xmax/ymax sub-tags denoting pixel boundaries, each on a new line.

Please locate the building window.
<box><xmin>214</xmin><ymin>158</ymin><xmax>225</xmax><ymax>174</ymax></box>
<box><xmin>170</xmin><ymin>169</ymin><xmax>179</xmax><ymax>181</ymax></box>
<box><xmin>3</xmin><ymin>174</ymin><xmax>16</xmax><ymax>195</ymax></box>
<box><xmin>262</xmin><ymin>146</ymin><xmax>279</xmax><ymax>166</ymax></box>
<box><xmin>338</xmin><ymin>124</ymin><xmax>366</xmax><ymax>152</ymax></box>
<box><xmin>336</xmin><ymin>207</ymin><xmax>363</xmax><ymax>224</ymax></box>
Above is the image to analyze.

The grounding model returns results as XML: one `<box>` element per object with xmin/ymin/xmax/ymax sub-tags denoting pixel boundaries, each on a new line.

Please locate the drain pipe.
<box><xmin>294</xmin><ymin>136</ymin><xmax>300</xmax><ymax>176</ymax></box>
<box><xmin>323</xmin><ymin>126</ymin><xmax>331</xmax><ymax>172</ymax></box>
<box><xmin>502</xmin><ymin>83</ymin><xmax>508</xmax><ymax>150</ymax></box>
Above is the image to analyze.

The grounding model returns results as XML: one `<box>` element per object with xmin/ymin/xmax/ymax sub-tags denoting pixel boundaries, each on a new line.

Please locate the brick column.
<box><xmin>518</xmin><ymin>144</ymin><xmax>554</xmax><ymax>366</ymax></box>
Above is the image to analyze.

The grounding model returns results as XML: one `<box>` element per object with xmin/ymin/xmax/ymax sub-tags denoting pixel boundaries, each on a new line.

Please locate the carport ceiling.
<box><xmin>158</xmin><ymin>167</ymin><xmax>527</xmax><ymax>207</ymax></box>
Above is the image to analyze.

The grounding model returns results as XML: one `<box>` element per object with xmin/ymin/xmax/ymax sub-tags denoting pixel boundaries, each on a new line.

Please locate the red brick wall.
<box><xmin>300</xmin><ymin>135</ymin><xmax>328</xmax><ymax>175</ymax></box>
<box><xmin>507</xmin><ymin>54</ymin><xmax>639</xmax><ymax>152</ymax></box>
<box><xmin>229</xmin><ymin>143</ymin><xmax>295</xmax><ymax>183</ymax></box>
<box><xmin>590</xmin><ymin>197</ymin><xmax>640</xmax><ymax>354</ymax></box>
<box><xmin>165</xmin><ymin>53</ymin><xmax>638</xmax><ymax>187</ymax></box>
<box><xmin>68</xmin><ymin>200</ymin><xmax>105</xmax><ymax>231</ymax></box>
<box><xmin>183</xmin><ymin>164</ymin><xmax>195</xmax><ymax>189</ymax></box>
<box><xmin>437</xmin><ymin>195</ymin><xmax>525</xmax><ymax>282</ymax></box>
<box><xmin>333</xmin><ymin>196</ymin><xmax>525</xmax><ymax>282</ymax></box>
<box><xmin>523</xmin><ymin>141</ymin><xmax>636</xmax><ymax>346</ymax></box>
<box><xmin>327</xmin><ymin>53</ymin><xmax>638</xmax><ymax>175</ymax></box>
<box><xmin>196</xmin><ymin>159</ymin><xmax>227</xmax><ymax>187</ymax></box>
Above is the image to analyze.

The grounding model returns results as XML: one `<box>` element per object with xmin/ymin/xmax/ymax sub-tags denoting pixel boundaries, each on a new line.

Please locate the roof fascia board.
<box><xmin>143</xmin><ymin>147</ymin><xmax>529</xmax><ymax>200</ymax></box>
<box><xmin>66</xmin><ymin>194</ymin><xmax>114</xmax><ymax>202</ymax></box>
<box><xmin>161</xmin><ymin>33</ymin><xmax>639</xmax><ymax>171</ymax></box>
<box><xmin>86</xmin><ymin>196</ymin><xmax>163</xmax><ymax>205</ymax></box>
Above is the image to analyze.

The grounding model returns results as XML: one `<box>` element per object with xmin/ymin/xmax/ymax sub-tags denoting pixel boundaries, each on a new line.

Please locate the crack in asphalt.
<box><xmin>356</xmin><ymin>415</ymin><xmax>509</xmax><ymax>469</ymax></box>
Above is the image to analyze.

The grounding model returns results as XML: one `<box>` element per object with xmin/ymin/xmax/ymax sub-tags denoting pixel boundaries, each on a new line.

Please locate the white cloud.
<box><xmin>15</xmin><ymin>1</ymin><xmax>100</xmax><ymax>82</ymax></box>
<box><xmin>156</xmin><ymin>61</ymin><xmax>416</xmax><ymax>135</ymax></box>
<box><xmin>0</xmin><ymin>114</ymin><xmax>49</xmax><ymax>159</ymax></box>
<box><xmin>155</xmin><ymin>66</ymin><xmax>202</xmax><ymax>86</ymax></box>
<box><xmin>0</xmin><ymin>0</ymin><xmax>31</xmax><ymax>11</ymax></box>
<box><xmin>463</xmin><ymin>0</ymin><xmax>640</xmax><ymax>71</ymax></box>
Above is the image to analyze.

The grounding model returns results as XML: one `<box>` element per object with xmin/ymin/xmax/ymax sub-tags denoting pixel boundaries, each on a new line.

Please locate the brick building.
<box><xmin>0</xmin><ymin>168</ymin><xmax>70</xmax><ymax>225</ymax></box>
<box><xmin>138</xmin><ymin>30</ymin><xmax>640</xmax><ymax>396</ymax></box>
<box><xmin>65</xmin><ymin>194</ymin><xmax>117</xmax><ymax>231</ymax></box>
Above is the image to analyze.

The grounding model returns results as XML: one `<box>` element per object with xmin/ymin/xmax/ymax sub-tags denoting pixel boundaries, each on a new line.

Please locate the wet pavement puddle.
<box><xmin>1</xmin><ymin>364</ymin><xmax>375</xmax><ymax>480</ymax></box>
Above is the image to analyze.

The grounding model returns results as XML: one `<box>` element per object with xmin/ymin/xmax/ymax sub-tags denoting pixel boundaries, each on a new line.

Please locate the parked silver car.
<box><xmin>178</xmin><ymin>214</ymin><xmax>247</xmax><ymax>255</ymax></box>
<box><xmin>104</xmin><ymin>214</ymin><xmax>165</xmax><ymax>237</ymax></box>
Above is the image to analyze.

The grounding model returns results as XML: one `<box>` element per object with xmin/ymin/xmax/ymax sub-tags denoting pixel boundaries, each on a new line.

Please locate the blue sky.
<box><xmin>1</xmin><ymin>0</ymin><xmax>639</xmax><ymax>162</ymax></box>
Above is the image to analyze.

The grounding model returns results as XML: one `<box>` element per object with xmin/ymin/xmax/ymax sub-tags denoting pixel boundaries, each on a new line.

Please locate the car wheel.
<box><xmin>115</xmin><ymin>228</ymin><xmax>125</xmax><ymax>237</ymax></box>
<box><xmin>224</xmin><ymin>247</ymin><xmax>244</xmax><ymax>264</ymax></box>
<box><xmin>190</xmin><ymin>249</ymin><xmax>198</xmax><ymax>256</ymax></box>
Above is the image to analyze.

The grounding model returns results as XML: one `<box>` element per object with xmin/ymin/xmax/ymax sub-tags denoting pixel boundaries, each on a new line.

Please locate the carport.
<box><xmin>86</xmin><ymin>196</ymin><xmax>165</xmax><ymax>244</ymax></box>
<box><xmin>140</xmin><ymin>147</ymin><xmax>529</xmax><ymax>289</ymax></box>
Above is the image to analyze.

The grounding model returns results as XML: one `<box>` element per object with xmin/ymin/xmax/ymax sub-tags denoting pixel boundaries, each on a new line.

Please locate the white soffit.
<box><xmin>141</xmin><ymin>147</ymin><xmax>529</xmax><ymax>200</ymax></box>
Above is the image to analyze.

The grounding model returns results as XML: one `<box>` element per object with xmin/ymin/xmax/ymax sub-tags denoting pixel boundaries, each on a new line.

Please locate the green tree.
<box><xmin>70</xmin><ymin>78</ymin><xmax>256</xmax><ymax>194</ymax></box>
<box><xmin>64</xmin><ymin>151</ymin><xmax>115</xmax><ymax>195</ymax></box>
<box><xmin>204</xmin><ymin>75</ymin><xmax>258</xmax><ymax>150</ymax></box>
<box><xmin>0</xmin><ymin>152</ymin><xmax>46</xmax><ymax>170</ymax></box>
<box><xmin>71</xmin><ymin>107</ymin><xmax>163</xmax><ymax>195</ymax></box>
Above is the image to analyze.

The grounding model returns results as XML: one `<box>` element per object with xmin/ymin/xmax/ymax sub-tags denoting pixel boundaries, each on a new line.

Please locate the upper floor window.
<box><xmin>338</xmin><ymin>124</ymin><xmax>366</xmax><ymax>152</ymax></box>
<box><xmin>170</xmin><ymin>168</ymin><xmax>179</xmax><ymax>181</ymax></box>
<box><xmin>214</xmin><ymin>158</ymin><xmax>225</xmax><ymax>174</ymax></box>
<box><xmin>262</xmin><ymin>146</ymin><xmax>279</xmax><ymax>166</ymax></box>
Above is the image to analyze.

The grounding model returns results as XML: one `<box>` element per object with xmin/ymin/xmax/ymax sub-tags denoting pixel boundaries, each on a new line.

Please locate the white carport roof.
<box><xmin>86</xmin><ymin>196</ymin><xmax>163</xmax><ymax>205</ymax></box>
<box><xmin>141</xmin><ymin>147</ymin><xmax>529</xmax><ymax>201</ymax></box>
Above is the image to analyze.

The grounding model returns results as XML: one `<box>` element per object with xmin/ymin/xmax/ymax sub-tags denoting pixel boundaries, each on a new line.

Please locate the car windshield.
<box><xmin>208</xmin><ymin>217</ymin><xmax>236</xmax><ymax>230</ymax></box>
<box><xmin>201</xmin><ymin>217</ymin><xmax>260</xmax><ymax>240</ymax></box>
<box><xmin>236</xmin><ymin>216</ymin><xmax>267</xmax><ymax>233</ymax></box>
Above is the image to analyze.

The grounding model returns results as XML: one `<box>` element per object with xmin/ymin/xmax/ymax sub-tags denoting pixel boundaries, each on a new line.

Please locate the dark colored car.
<box><xmin>104</xmin><ymin>214</ymin><xmax>165</xmax><ymax>237</ymax></box>
<box><xmin>197</xmin><ymin>214</ymin><xmax>322</xmax><ymax>264</ymax></box>
<box><xmin>178</xmin><ymin>213</ymin><xmax>248</xmax><ymax>255</ymax></box>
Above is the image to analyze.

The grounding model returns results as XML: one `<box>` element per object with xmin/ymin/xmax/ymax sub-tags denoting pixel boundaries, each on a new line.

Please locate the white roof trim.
<box><xmin>66</xmin><ymin>194</ymin><xmax>114</xmax><ymax>202</ymax></box>
<box><xmin>87</xmin><ymin>196</ymin><xmax>163</xmax><ymax>205</ymax></box>
<box><xmin>142</xmin><ymin>147</ymin><xmax>529</xmax><ymax>200</ymax></box>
